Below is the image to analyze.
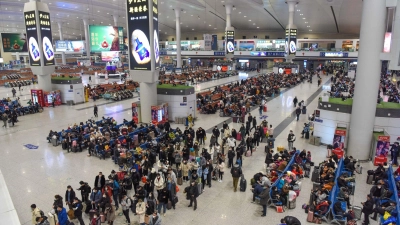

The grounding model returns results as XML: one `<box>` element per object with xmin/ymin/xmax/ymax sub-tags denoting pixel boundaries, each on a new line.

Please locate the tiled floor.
<box><xmin>0</xmin><ymin>72</ymin><xmax>379</xmax><ymax>225</ymax></box>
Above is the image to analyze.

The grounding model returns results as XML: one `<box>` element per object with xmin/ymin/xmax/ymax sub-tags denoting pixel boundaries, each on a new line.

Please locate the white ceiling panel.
<box><xmin>0</xmin><ymin>0</ymin><xmax>363</xmax><ymax>40</ymax></box>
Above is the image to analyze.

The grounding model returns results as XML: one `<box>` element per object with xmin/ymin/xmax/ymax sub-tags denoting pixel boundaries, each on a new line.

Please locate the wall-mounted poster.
<box><xmin>333</xmin><ymin>129</ymin><xmax>346</xmax><ymax>150</ymax></box>
<box><xmin>24</xmin><ymin>11</ymin><xmax>41</xmax><ymax>66</ymax></box>
<box><xmin>375</xmin><ymin>136</ymin><xmax>390</xmax><ymax>157</ymax></box>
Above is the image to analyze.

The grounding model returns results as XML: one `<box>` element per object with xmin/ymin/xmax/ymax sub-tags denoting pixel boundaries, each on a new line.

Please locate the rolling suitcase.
<box><xmin>240</xmin><ymin>175</ymin><xmax>247</xmax><ymax>192</ymax></box>
<box><xmin>167</xmin><ymin>201</ymin><xmax>172</xmax><ymax>210</ymax></box>
<box><xmin>307</xmin><ymin>209</ymin><xmax>314</xmax><ymax>222</ymax></box>
<box><xmin>313</xmin><ymin>182</ymin><xmax>320</xmax><ymax>191</ymax></box>
<box><xmin>289</xmin><ymin>199</ymin><xmax>296</xmax><ymax>209</ymax></box>
<box><xmin>177</xmin><ymin>177</ymin><xmax>183</xmax><ymax>185</ymax></box>
<box><xmin>304</xmin><ymin>170</ymin><xmax>310</xmax><ymax>178</ymax></box>
<box><xmin>366</xmin><ymin>175</ymin><xmax>374</xmax><ymax>184</ymax></box>
<box><xmin>277</xmin><ymin>146</ymin><xmax>284</xmax><ymax>152</ymax></box>
<box><xmin>51</xmin><ymin>138</ymin><xmax>58</xmax><ymax>146</ymax></box>
<box><xmin>352</xmin><ymin>206</ymin><xmax>362</xmax><ymax>220</ymax></box>
<box><xmin>100</xmin><ymin>213</ymin><xmax>106</xmax><ymax>223</ymax></box>
<box><xmin>311</xmin><ymin>168</ymin><xmax>320</xmax><ymax>183</ymax></box>
<box><xmin>348</xmin><ymin>182</ymin><xmax>355</xmax><ymax>195</ymax></box>
<box><xmin>62</xmin><ymin>141</ymin><xmax>68</xmax><ymax>150</ymax></box>
<box><xmin>246</xmin><ymin>150</ymin><xmax>251</xmax><ymax>157</ymax></box>
<box><xmin>197</xmin><ymin>182</ymin><xmax>203</xmax><ymax>195</ymax></box>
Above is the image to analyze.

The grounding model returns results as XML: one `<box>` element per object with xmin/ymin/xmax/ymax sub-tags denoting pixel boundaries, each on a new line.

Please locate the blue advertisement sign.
<box><xmin>211</xmin><ymin>34</ymin><xmax>218</xmax><ymax>51</ymax></box>
<box><xmin>250</xmin><ymin>52</ymin><xmax>285</xmax><ymax>57</ymax></box>
<box><xmin>319</xmin><ymin>52</ymin><xmax>349</xmax><ymax>57</ymax></box>
<box><xmin>214</xmin><ymin>51</ymin><xmax>225</xmax><ymax>56</ymax></box>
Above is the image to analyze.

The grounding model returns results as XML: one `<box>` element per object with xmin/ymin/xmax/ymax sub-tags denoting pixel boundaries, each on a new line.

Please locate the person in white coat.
<box><xmin>136</xmin><ymin>199</ymin><xmax>146</xmax><ymax>225</ymax></box>
<box><xmin>154</xmin><ymin>173</ymin><xmax>165</xmax><ymax>195</ymax></box>
<box><xmin>149</xmin><ymin>211</ymin><xmax>162</xmax><ymax>225</ymax></box>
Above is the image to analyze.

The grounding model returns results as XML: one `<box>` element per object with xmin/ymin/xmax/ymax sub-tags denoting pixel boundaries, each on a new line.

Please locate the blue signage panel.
<box><xmin>214</xmin><ymin>51</ymin><xmax>225</xmax><ymax>56</ymax></box>
<box><xmin>250</xmin><ymin>52</ymin><xmax>285</xmax><ymax>57</ymax></box>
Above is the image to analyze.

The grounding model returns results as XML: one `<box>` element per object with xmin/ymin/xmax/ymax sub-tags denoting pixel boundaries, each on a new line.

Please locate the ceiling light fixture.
<box><xmin>238</xmin><ymin>12</ymin><xmax>241</xmax><ymax>14</ymax></box>
<box><xmin>249</xmin><ymin>20</ymin><xmax>251</xmax><ymax>21</ymax></box>
<box><xmin>257</xmin><ymin>27</ymin><xmax>259</xmax><ymax>28</ymax></box>
<box><xmin>309</xmin><ymin>30</ymin><xmax>312</xmax><ymax>31</ymax></box>
<box><xmin>192</xmin><ymin>29</ymin><xmax>194</xmax><ymax>30</ymax></box>
<box><xmin>303</xmin><ymin>18</ymin><xmax>305</xmax><ymax>19</ymax></box>
<box><xmin>244</xmin><ymin>16</ymin><xmax>247</xmax><ymax>17</ymax></box>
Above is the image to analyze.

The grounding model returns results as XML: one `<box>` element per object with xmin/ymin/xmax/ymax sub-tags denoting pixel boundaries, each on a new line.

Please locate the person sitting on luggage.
<box><xmin>370</xmin><ymin>200</ymin><xmax>397</xmax><ymax>221</ymax></box>
<box><xmin>280</xmin><ymin>216</ymin><xmax>301</xmax><ymax>225</ymax></box>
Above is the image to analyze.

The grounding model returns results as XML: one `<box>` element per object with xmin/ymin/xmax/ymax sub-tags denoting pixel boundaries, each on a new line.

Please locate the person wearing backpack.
<box><xmin>31</xmin><ymin>204</ymin><xmax>43</xmax><ymax>225</ymax></box>
<box><xmin>120</xmin><ymin>195</ymin><xmax>131</xmax><ymax>225</ymax></box>
<box><xmin>230</xmin><ymin>161</ymin><xmax>243</xmax><ymax>192</ymax></box>
<box><xmin>109</xmin><ymin>178</ymin><xmax>120</xmax><ymax>210</ymax></box>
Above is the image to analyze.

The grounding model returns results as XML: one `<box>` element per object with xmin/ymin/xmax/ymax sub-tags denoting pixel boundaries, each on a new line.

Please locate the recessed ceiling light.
<box><xmin>183</xmin><ymin>11</ymin><xmax>186</xmax><ymax>13</ymax></box>
<box><xmin>192</xmin><ymin>29</ymin><xmax>194</xmax><ymax>30</ymax></box>
<box><xmin>257</xmin><ymin>27</ymin><xmax>259</xmax><ymax>28</ymax></box>
<box><xmin>98</xmin><ymin>11</ymin><xmax>100</xmax><ymax>12</ymax></box>
<box><xmin>244</xmin><ymin>16</ymin><xmax>247</xmax><ymax>17</ymax></box>
<box><xmin>253</xmin><ymin>23</ymin><xmax>255</xmax><ymax>25</ymax></box>
<box><xmin>62</xmin><ymin>5</ymin><xmax>65</xmax><ymax>6</ymax></box>
<box><xmin>107</xmin><ymin>13</ymin><xmax>109</xmax><ymax>14</ymax></box>
<box><xmin>101</xmin><ymin>22</ymin><xmax>103</xmax><ymax>23</ymax></box>
<box><xmin>87</xmin><ymin>8</ymin><xmax>89</xmax><ymax>10</ymax></box>
<box><xmin>49</xmin><ymin>2</ymin><xmax>52</xmax><ymax>4</ymax></box>
<box><xmin>297</xmin><ymin>9</ymin><xmax>300</xmax><ymax>11</ymax></box>
<box><xmin>221</xmin><ymin>1</ymin><xmax>225</xmax><ymax>2</ymax></box>
<box><xmin>303</xmin><ymin>18</ymin><xmax>306</xmax><ymax>19</ymax></box>
<box><xmin>167</xmin><ymin>16</ymin><xmax>169</xmax><ymax>18</ymax></box>
<box><xmin>209</xmin><ymin>24</ymin><xmax>211</xmax><ymax>26</ymax></box>
<box><xmin>77</xmin><ymin>17</ymin><xmax>79</xmax><ymax>18</ymax></box>
<box><xmin>249</xmin><ymin>20</ymin><xmax>251</xmax><ymax>21</ymax></box>
<box><xmin>238</xmin><ymin>12</ymin><xmax>241</xmax><ymax>14</ymax></box>
<box><xmin>214</xmin><ymin>28</ymin><xmax>217</xmax><ymax>29</ymax></box>
<box><xmin>191</xmin><ymin>15</ymin><xmax>193</xmax><ymax>16</ymax></box>
<box><xmin>309</xmin><ymin>30</ymin><xmax>312</xmax><ymax>31</ymax></box>
<box><xmin>300</xmin><ymin>14</ymin><xmax>303</xmax><ymax>15</ymax></box>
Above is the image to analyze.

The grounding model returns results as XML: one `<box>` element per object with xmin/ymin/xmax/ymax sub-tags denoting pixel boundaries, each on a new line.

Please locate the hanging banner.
<box><xmin>203</xmin><ymin>34</ymin><xmax>212</xmax><ymax>51</ymax></box>
<box><xmin>1</xmin><ymin>33</ymin><xmax>28</xmax><ymax>52</ymax></box>
<box><xmin>126</xmin><ymin>0</ymin><xmax>152</xmax><ymax>70</ymax></box>
<box><xmin>211</xmin><ymin>34</ymin><xmax>218</xmax><ymax>50</ymax></box>
<box><xmin>38</xmin><ymin>11</ymin><xmax>55</xmax><ymax>66</ymax></box>
<box><xmin>332</xmin><ymin>129</ymin><xmax>346</xmax><ymax>150</ymax></box>
<box><xmin>225</xmin><ymin>31</ymin><xmax>235</xmax><ymax>54</ymax></box>
<box><xmin>24</xmin><ymin>11</ymin><xmax>41</xmax><ymax>66</ymax></box>
<box><xmin>132</xmin><ymin>103</ymin><xmax>139</xmax><ymax>124</ymax></box>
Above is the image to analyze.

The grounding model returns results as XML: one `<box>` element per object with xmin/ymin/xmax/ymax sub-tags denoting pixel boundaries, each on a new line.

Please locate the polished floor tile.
<box><xmin>0</xmin><ymin>72</ymin><xmax>378</xmax><ymax>225</ymax></box>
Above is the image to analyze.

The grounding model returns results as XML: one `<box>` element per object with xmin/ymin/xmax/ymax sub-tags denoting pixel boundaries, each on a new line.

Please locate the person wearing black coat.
<box><xmin>94</xmin><ymin>172</ymin><xmax>106</xmax><ymax>190</ymax></box>
<box><xmin>187</xmin><ymin>181</ymin><xmax>199</xmax><ymax>210</ymax></box>
<box><xmin>164</xmin><ymin>120</ymin><xmax>171</xmax><ymax>132</ymax></box>
<box><xmin>361</xmin><ymin>195</ymin><xmax>374</xmax><ymax>225</ymax></box>
<box><xmin>131</xmin><ymin>169</ymin><xmax>141</xmax><ymax>194</ymax></box>
<box><xmin>77</xmin><ymin>181</ymin><xmax>91</xmax><ymax>203</ymax></box>
<box><xmin>281</xmin><ymin>215</ymin><xmax>301</xmax><ymax>225</ymax></box>
<box><xmin>53</xmin><ymin>195</ymin><xmax>63</xmax><ymax>211</ymax></box>
<box><xmin>72</xmin><ymin>197</ymin><xmax>84</xmax><ymax>225</ymax></box>
<box><xmin>265</xmin><ymin>150</ymin><xmax>274</xmax><ymax>167</ymax></box>
<box><xmin>65</xmin><ymin>185</ymin><xmax>76</xmax><ymax>208</ymax></box>
<box><xmin>157</xmin><ymin>187</ymin><xmax>169</xmax><ymax>216</ymax></box>
<box><xmin>227</xmin><ymin>148</ymin><xmax>235</xmax><ymax>168</ymax></box>
<box><xmin>250</xmin><ymin>117</ymin><xmax>257</xmax><ymax>132</ymax></box>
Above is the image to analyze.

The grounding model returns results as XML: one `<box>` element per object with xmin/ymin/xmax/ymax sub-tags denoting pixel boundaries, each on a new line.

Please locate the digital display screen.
<box><xmin>38</xmin><ymin>11</ymin><xmax>55</xmax><ymax>66</ymax></box>
<box><xmin>1</xmin><ymin>33</ymin><xmax>27</xmax><ymax>52</ymax></box>
<box><xmin>127</xmin><ymin>0</ymin><xmax>152</xmax><ymax>70</ymax></box>
<box><xmin>225</xmin><ymin>30</ymin><xmax>235</xmax><ymax>54</ymax></box>
<box><xmin>153</xmin><ymin>0</ymin><xmax>159</xmax><ymax>69</ymax></box>
<box><xmin>289</xmin><ymin>29</ymin><xmax>297</xmax><ymax>55</ymax></box>
<box><xmin>24</xmin><ymin>11</ymin><xmax>41</xmax><ymax>66</ymax></box>
<box><xmin>89</xmin><ymin>25</ymin><xmax>124</xmax><ymax>52</ymax></box>
<box><xmin>55</xmin><ymin>40</ymin><xmax>85</xmax><ymax>52</ymax></box>
<box><xmin>101</xmin><ymin>51</ymin><xmax>119</xmax><ymax>62</ymax></box>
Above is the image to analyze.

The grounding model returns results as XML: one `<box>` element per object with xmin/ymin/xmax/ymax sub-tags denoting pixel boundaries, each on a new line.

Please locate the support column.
<box><xmin>285</xmin><ymin>0</ymin><xmax>298</xmax><ymax>63</ymax></box>
<box><xmin>175</xmin><ymin>8</ymin><xmax>182</xmax><ymax>69</ymax></box>
<box><xmin>348</xmin><ymin>0</ymin><xmax>386</xmax><ymax>160</ymax></box>
<box><xmin>58</xmin><ymin>22</ymin><xmax>66</xmax><ymax>65</ymax></box>
<box><xmin>140</xmin><ymin>82</ymin><xmax>157</xmax><ymax>123</ymax></box>
<box><xmin>225</xmin><ymin>4</ymin><xmax>234</xmax><ymax>60</ymax></box>
<box><xmin>113</xmin><ymin>15</ymin><xmax>118</xmax><ymax>27</ymax></box>
<box><xmin>83</xmin><ymin>19</ymin><xmax>90</xmax><ymax>58</ymax></box>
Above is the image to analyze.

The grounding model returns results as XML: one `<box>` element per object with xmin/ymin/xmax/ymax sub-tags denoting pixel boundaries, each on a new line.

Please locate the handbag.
<box><xmin>176</xmin><ymin>185</ymin><xmax>180</xmax><ymax>193</ymax></box>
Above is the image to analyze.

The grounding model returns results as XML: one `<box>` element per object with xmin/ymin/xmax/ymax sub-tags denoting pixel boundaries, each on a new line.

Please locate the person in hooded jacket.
<box><xmin>361</xmin><ymin>194</ymin><xmax>374</xmax><ymax>225</ymax></box>
<box><xmin>53</xmin><ymin>195</ymin><xmax>63</xmax><ymax>211</ymax></box>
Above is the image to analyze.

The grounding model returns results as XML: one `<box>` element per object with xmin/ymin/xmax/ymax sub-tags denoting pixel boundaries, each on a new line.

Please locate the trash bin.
<box><xmin>314</xmin><ymin>136</ymin><xmax>321</xmax><ymax>146</ymax></box>
<box><xmin>67</xmin><ymin>100</ymin><xmax>74</xmax><ymax>105</ymax></box>
<box><xmin>309</xmin><ymin>136</ymin><xmax>315</xmax><ymax>145</ymax></box>
<box><xmin>175</xmin><ymin>117</ymin><xmax>179</xmax><ymax>124</ymax></box>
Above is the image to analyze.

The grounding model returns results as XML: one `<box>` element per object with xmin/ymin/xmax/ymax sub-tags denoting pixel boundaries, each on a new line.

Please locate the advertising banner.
<box><xmin>375</xmin><ymin>136</ymin><xmax>390</xmax><ymax>157</ymax></box>
<box><xmin>132</xmin><ymin>103</ymin><xmax>139</xmax><ymax>124</ymax></box>
<box><xmin>38</xmin><ymin>11</ymin><xmax>55</xmax><ymax>66</ymax></box>
<box><xmin>332</xmin><ymin>129</ymin><xmax>346</xmax><ymax>150</ymax></box>
<box><xmin>127</xmin><ymin>0</ymin><xmax>152</xmax><ymax>70</ymax></box>
<box><xmin>55</xmin><ymin>40</ymin><xmax>85</xmax><ymax>52</ymax></box>
<box><xmin>250</xmin><ymin>51</ymin><xmax>285</xmax><ymax>57</ymax></box>
<box><xmin>1</xmin><ymin>33</ymin><xmax>28</xmax><ymax>52</ymax></box>
<box><xmin>211</xmin><ymin>34</ymin><xmax>218</xmax><ymax>50</ymax></box>
<box><xmin>24</xmin><ymin>11</ymin><xmax>41</xmax><ymax>66</ymax></box>
<box><xmin>285</xmin><ymin>29</ymin><xmax>289</xmax><ymax>54</ymax></box>
<box><xmin>153</xmin><ymin>0</ymin><xmax>159</xmax><ymax>69</ymax></box>
<box><xmin>203</xmin><ymin>34</ymin><xmax>212</xmax><ymax>51</ymax></box>
<box><xmin>225</xmin><ymin>30</ymin><xmax>235</xmax><ymax>54</ymax></box>
<box><xmin>289</xmin><ymin>29</ymin><xmax>297</xmax><ymax>55</ymax></box>
<box><xmin>89</xmin><ymin>25</ymin><xmax>124</xmax><ymax>52</ymax></box>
